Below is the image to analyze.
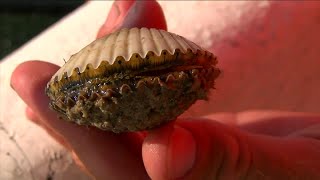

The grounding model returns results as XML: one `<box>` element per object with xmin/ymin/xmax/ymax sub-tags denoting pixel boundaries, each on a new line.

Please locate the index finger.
<box><xmin>11</xmin><ymin>0</ymin><xmax>167</xmax><ymax>179</ymax></box>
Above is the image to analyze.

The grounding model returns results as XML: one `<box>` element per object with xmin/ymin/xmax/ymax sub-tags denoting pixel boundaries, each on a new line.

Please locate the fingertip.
<box><xmin>167</xmin><ymin>126</ymin><xmax>196</xmax><ymax>179</ymax></box>
<box><xmin>120</xmin><ymin>0</ymin><xmax>167</xmax><ymax>30</ymax></box>
<box><xmin>97</xmin><ymin>0</ymin><xmax>167</xmax><ymax>39</ymax></box>
<box><xmin>11</xmin><ymin>61</ymin><xmax>59</xmax><ymax>94</ymax></box>
<box><xmin>142</xmin><ymin>124</ymin><xmax>172</xmax><ymax>179</ymax></box>
<box><xmin>10</xmin><ymin>61</ymin><xmax>37</xmax><ymax>92</ymax></box>
<box><xmin>10</xmin><ymin>61</ymin><xmax>59</xmax><ymax>115</ymax></box>
<box><xmin>143</xmin><ymin>123</ymin><xmax>196</xmax><ymax>179</ymax></box>
<box><xmin>97</xmin><ymin>1</ymin><xmax>135</xmax><ymax>38</ymax></box>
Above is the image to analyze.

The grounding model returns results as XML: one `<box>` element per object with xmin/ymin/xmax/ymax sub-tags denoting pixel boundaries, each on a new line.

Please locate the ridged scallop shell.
<box><xmin>46</xmin><ymin>27</ymin><xmax>220</xmax><ymax>133</ymax></box>
<box><xmin>48</xmin><ymin>28</ymin><xmax>215</xmax><ymax>87</ymax></box>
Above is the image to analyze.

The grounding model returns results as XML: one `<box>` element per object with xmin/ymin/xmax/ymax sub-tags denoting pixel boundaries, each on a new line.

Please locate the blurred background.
<box><xmin>0</xmin><ymin>0</ymin><xmax>84</xmax><ymax>59</ymax></box>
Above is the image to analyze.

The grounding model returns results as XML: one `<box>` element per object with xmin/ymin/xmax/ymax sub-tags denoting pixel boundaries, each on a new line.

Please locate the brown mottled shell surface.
<box><xmin>46</xmin><ymin>27</ymin><xmax>220</xmax><ymax>133</ymax></box>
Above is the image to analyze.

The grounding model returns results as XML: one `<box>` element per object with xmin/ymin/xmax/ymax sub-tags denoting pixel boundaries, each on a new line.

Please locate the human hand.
<box><xmin>10</xmin><ymin>1</ymin><xmax>320</xmax><ymax>179</ymax></box>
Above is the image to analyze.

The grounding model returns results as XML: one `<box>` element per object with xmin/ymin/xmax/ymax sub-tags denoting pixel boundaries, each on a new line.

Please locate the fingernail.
<box><xmin>167</xmin><ymin>126</ymin><xmax>196</xmax><ymax>179</ymax></box>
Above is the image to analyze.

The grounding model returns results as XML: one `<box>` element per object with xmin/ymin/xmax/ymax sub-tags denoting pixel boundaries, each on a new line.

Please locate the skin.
<box><xmin>10</xmin><ymin>1</ymin><xmax>320</xmax><ymax>179</ymax></box>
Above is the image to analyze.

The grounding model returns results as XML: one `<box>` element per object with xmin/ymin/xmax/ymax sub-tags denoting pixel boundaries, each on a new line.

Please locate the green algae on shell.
<box><xmin>46</xmin><ymin>28</ymin><xmax>220</xmax><ymax>133</ymax></box>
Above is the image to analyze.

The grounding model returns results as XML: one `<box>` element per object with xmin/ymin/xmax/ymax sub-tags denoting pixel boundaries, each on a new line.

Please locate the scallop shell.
<box><xmin>46</xmin><ymin>27</ymin><xmax>220</xmax><ymax>133</ymax></box>
<box><xmin>47</xmin><ymin>28</ymin><xmax>216</xmax><ymax>91</ymax></box>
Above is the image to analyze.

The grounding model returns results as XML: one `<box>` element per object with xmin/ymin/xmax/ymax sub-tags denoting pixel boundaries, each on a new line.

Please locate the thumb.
<box><xmin>97</xmin><ymin>0</ymin><xmax>167</xmax><ymax>38</ymax></box>
<box><xmin>142</xmin><ymin>118</ymin><xmax>320</xmax><ymax>179</ymax></box>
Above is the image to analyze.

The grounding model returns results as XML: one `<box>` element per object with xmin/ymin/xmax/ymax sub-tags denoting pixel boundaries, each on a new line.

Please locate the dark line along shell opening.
<box><xmin>46</xmin><ymin>28</ymin><xmax>220</xmax><ymax>133</ymax></box>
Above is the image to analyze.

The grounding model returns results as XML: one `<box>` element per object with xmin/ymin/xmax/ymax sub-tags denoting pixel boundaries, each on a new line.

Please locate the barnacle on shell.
<box><xmin>46</xmin><ymin>28</ymin><xmax>220</xmax><ymax>133</ymax></box>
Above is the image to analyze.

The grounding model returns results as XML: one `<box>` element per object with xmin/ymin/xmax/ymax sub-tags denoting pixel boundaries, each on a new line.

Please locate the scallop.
<box><xmin>46</xmin><ymin>28</ymin><xmax>220</xmax><ymax>133</ymax></box>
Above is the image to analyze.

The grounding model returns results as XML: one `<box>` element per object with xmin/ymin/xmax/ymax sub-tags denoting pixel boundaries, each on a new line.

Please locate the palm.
<box><xmin>181</xmin><ymin>2</ymin><xmax>320</xmax><ymax>117</ymax></box>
